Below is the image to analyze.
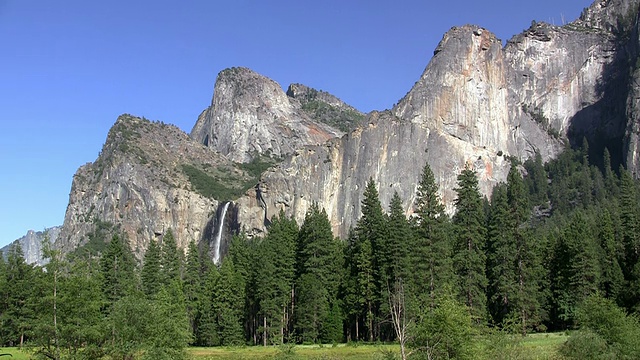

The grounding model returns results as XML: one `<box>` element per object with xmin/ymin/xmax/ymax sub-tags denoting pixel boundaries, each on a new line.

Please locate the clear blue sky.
<box><xmin>0</xmin><ymin>0</ymin><xmax>593</xmax><ymax>247</ymax></box>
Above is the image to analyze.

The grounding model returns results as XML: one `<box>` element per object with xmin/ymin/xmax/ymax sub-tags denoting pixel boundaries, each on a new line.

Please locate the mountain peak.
<box><xmin>190</xmin><ymin>68</ymin><xmax>344</xmax><ymax>163</ymax></box>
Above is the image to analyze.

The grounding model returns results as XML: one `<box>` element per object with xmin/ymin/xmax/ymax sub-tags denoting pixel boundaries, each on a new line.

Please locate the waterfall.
<box><xmin>213</xmin><ymin>201</ymin><xmax>231</xmax><ymax>264</ymax></box>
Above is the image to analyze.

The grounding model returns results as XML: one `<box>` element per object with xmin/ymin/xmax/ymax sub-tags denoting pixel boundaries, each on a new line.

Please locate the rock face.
<box><xmin>235</xmin><ymin>0</ymin><xmax>640</xmax><ymax>238</ymax></box>
<box><xmin>58</xmin><ymin>115</ymin><xmax>252</xmax><ymax>259</ymax></box>
<box><xmin>2</xmin><ymin>226</ymin><xmax>61</xmax><ymax>266</ymax></box>
<box><xmin>57</xmin><ymin>0</ymin><xmax>640</xmax><ymax>258</ymax></box>
<box><xmin>190</xmin><ymin>67</ymin><xmax>345</xmax><ymax>163</ymax></box>
<box><xmin>623</xmin><ymin>2</ymin><xmax>640</xmax><ymax>176</ymax></box>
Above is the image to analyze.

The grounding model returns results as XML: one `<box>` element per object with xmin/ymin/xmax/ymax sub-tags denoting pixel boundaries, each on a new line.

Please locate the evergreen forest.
<box><xmin>3</xmin><ymin>142</ymin><xmax>640</xmax><ymax>359</ymax></box>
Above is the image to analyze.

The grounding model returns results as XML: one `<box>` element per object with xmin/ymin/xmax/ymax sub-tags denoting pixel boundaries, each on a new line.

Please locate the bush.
<box><xmin>560</xmin><ymin>329</ymin><xmax>613</xmax><ymax>360</ymax></box>
<box><xmin>410</xmin><ymin>295</ymin><xmax>476</xmax><ymax>360</ymax></box>
<box><xmin>560</xmin><ymin>294</ymin><xmax>640</xmax><ymax>359</ymax></box>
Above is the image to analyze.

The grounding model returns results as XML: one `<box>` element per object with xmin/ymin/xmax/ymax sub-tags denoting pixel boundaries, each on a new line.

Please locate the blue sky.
<box><xmin>0</xmin><ymin>0</ymin><xmax>593</xmax><ymax>247</ymax></box>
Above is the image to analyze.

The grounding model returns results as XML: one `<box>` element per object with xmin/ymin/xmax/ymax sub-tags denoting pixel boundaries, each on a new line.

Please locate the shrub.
<box><xmin>560</xmin><ymin>294</ymin><xmax>640</xmax><ymax>359</ymax></box>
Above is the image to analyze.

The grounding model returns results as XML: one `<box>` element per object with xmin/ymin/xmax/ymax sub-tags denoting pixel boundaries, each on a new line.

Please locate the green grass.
<box><xmin>0</xmin><ymin>348</ymin><xmax>32</xmax><ymax>359</ymax></box>
<box><xmin>189</xmin><ymin>344</ymin><xmax>398</xmax><ymax>359</ymax></box>
<box><xmin>520</xmin><ymin>332</ymin><xmax>568</xmax><ymax>359</ymax></box>
<box><xmin>1</xmin><ymin>334</ymin><xmax>568</xmax><ymax>359</ymax></box>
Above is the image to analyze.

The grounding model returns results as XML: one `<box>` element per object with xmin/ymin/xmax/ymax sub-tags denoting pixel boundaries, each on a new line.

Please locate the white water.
<box><xmin>213</xmin><ymin>202</ymin><xmax>231</xmax><ymax>264</ymax></box>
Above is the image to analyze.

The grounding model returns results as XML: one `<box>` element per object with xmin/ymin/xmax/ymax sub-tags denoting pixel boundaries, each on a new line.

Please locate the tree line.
<box><xmin>2</xmin><ymin>141</ymin><xmax>640</xmax><ymax>359</ymax></box>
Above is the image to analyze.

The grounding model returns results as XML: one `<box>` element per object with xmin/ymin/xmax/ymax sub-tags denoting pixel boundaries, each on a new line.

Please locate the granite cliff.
<box><xmin>1</xmin><ymin>226</ymin><xmax>61</xmax><ymax>266</ymax></box>
<box><xmin>55</xmin><ymin>0</ymin><xmax>640</xmax><ymax>258</ymax></box>
<box><xmin>57</xmin><ymin>115</ymin><xmax>249</xmax><ymax>260</ymax></box>
<box><xmin>235</xmin><ymin>0</ymin><xmax>640</xmax><ymax>238</ymax></box>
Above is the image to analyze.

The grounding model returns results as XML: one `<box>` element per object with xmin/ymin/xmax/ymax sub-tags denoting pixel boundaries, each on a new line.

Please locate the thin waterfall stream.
<box><xmin>213</xmin><ymin>201</ymin><xmax>231</xmax><ymax>264</ymax></box>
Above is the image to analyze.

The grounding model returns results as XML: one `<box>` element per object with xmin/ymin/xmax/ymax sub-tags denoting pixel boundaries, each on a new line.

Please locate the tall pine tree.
<box><xmin>452</xmin><ymin>165</ymin><xmax>487</xmax><ymax>321</ymax></box>
<box><xmin>412</xmin><ymin>161</ymin><xmax>454</xmax><ymax>310</ymax></box>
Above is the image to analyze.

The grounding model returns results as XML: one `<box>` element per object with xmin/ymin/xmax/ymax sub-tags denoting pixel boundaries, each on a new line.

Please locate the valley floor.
<box><xmin>0</xmin><ymin>332</ymin><xmax>569</xmax><ymax>359</ymax></box>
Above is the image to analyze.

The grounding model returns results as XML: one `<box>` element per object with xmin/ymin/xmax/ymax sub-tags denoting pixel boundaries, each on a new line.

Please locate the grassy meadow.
<box><xmin>0</xmin><ymin>332</ymin><xmax>569</xmax><ymax>359</ymax></box>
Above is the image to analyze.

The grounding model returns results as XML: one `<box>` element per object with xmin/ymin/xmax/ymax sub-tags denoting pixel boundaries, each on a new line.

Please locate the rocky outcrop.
<box><xmin>190</xmin><ymin>67</ymin><xmax>344</xmax><ymax>163</ymax></box>
<box><xmin>58</xmin><ymin>115</ymin><xmax>250</xmax><ymax>259</ymax></box>
<box><xmin>2</xmin><ymin>226</ymin><xmax>61</xmax><ymax>266</ymax></box>
<box><xmin>287</xmin><ymin>83</ymin><xmax>365</xmax><ymax>132</ymax></box>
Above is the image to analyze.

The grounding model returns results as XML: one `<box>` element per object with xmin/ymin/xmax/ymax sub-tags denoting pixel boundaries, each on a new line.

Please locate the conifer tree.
<box><xmin>603</xmin><ymin>148</ymin><xmax>618</xmax><ymax>197</ymax></box>
<box><xmin>2</xmin><ymin>243</ymin><xmax>35</xmax><ymax>347</ymax></box>
<box><xmin>523</xmin><ymin>152</ymin><xmax>548</xmax><ymax>207</ymax></box>
<box><xmin>452</xmin><ymin>165</ymin><xmax>488</xmax><ymax>321</ymax></box>
<box><xmin>296</xmin><ymin>203</ymin><xmax>341</xmax><ymax>295</ymax></box>
<box><xmin>254</xmin><ymin>210</ymin><xmax>298</xmax><ymax>345</ymax></box>
<box><xmin>553</xmin><ymin>211</ymin><xmax>601</xmax><ymax>327</ymax></box>
<box><xmin>100</xmin><ymin>234</ymin><xmax>136</xmax><ymax>305</ymax></box>
<box><xmin>386</xmin><ymin>192</ymin><xmax>411</xmax><ymax>286</ymax></box>
<box><xmin>295</xmin><ymin>272</ymin><xmax>328</xmax><ymax>344</ymax></box>
<box><xmin>295</xmin><ymin>203</ymin><xmax>342</xmax><ymax>343</ymax></box>
<box><xmin>161</xmin><ymin>229</ymin><xmax>183</xmax><ymax>284</ymax></box>
<box><xmin>412</xmin><ymin>161</ymin><xmax>454</xmax><ymax>309</ymax></box>
<box><xmin>619</xmin><ymin>168</ymin><xmax>639</xmax><ymax>278</ymax></box>
<box><xmin>227</xmin><ymin>233</ymin><xmax>255</xmax><ymax>342</ymax></box>
<box><xmin>143</xmin><ymin>282</ymin><xmax>191</xmax><ymax>360</ymax></box>
<box><xmin>142</xmin><ymin>239</ymin><xmax>162</xmax><ymax>298</ymax></box>
<box><xmin>487</xmin><ymin>184</ymin><xmax>516</xmax><ymax>325</ymax></box>
<box><xmin>506</xmin><ymin>163</ymin><xmax>541</xmax><ymax>334</ymax></box>
<box><xmin>183</xmin><ymin>240</ymin><xmax>203</xmax><ymax>343</ymax></box>
<box><xmin>351</xmin><ymin>224</ymin><xmax>375</xmax><ymax>341</ymax></box>
<box><xmin>213</xmin><ymin>257</ymin><xmax>245</xmax><ymax>346</ymax></box>
<box><xmin>58</xmin><ymin>258</ymin><xmax>105</xmax><ymax>358</ymax></box>
<box><xmin>598</xmin><ymin>208</ymin><xmax>624</xmax><ymax>302</ymax></box>
<box><xmin>198</xmin><ymin>264</ymin><xmax>220</xmax><ymax>346</ymax></box>
<box><xmin>352</xmin><ymin>179</ymin><xmax>387</xmax><ymax>340</ymax></box>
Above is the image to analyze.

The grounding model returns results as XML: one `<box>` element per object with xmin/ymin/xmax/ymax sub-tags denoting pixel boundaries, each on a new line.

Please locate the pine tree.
<box><xmin>351</xmin><ymin>225</ymin><xmax>375</xmax><ymax>341</ymax></box>
<box><xmin>598</xmin><ymin>208</ymin><xmax>624</xmax><ymax>302</ymax></box>
<box><xmin>295</xmin><ymin>203</ymin><xmax>342</xmax><ymax>343</ymax></box>
<box><xmin>2</xmin><ymin>243</ymin><xmax>35</xmax><ymax>347</ymax></box>
<box><xmin>352</xmin><ymin>179</ymin><xmax>387</xmax><ymax>340</ymax></box>
<box><xmin>452</xmin><ymin>165</ymin><xmax>488</xmax><ymax>321</ymax></box>
<box><xmin>161</xmin><ymin>229</ymin><xmax>183</xmax><ymax>284</ymax></box>
<box><xmin>56</xmin><ymin>258</ymin><xmax>105</xmax><ymax>358</ymax></box>
<box><xmin>603</xmin><ymin>148</ymin><xmax>618</xmax><ymax>197</ymax></box>
<box><xmin>553</xmin><ymin>211</ymin><xmax>601</xmax><ymax>327</ymax></box>
<box><xmin>487</xmin><ymin>184</ymin><xmax>517</xmax><ymax>325</ymax></box>
<box><xmin>106</xmin><ymin>291</ymin><xmax>149</xmax><ymax>359</ymax></box>
<box><xmin>295</xmin><ymin>273</ymin><xmax>328</xmax><ymax>344</ymax></box>
<box><xmin>32</xmin><ymin>238</ymin><xmax>65</xmax><ymax>359</ymax></box>
<box><xmin>183</xmin><ymin>240</ymin><xmax>203</xmax><ymax>344</ymax></box>
<box><xmin>523</xmin><ymin>151</ymin><xmax>549</xmax><ymax>207</ymax></box>
<box><xmin>254</xmin><ymin>210</ymin><xmax>298</xmax><ymax>345</ymax></box>
<box><xmin>141</xmin><ymin>239</ymin><xmax>162</xmax><ymax>298</ymax></box>
<box><xmin>213</xmin><ymin>257</ymin><xmax>246</xmax><ymax>346</ymax></box>
<box><xmin>412</xmin><ymin>161</ymin><xmax>454</xmax><ymax>310</ymax></box>
<box><xmin>619</xmin><ymin>168</ymin><xmax>639</xmax><ymax>278</ymax></box>
<box><xmin>296</xmin><ymin>203</ymin><xmax>341</xmax><ymax>296</ymax></box>
<box><xmin>507</xmin><ymin>163</ymin><xmax>540</xmax><ymax>334</ymax></box>
<box><xmin>100</xmin><ymin>234</ymin><xmax>136</xmax><ymax>305</ymax></box>
<box><xmin>386</xmin><ymin>192</ymin><xmax>411</xmax><ymax>287</ymax></box>
<box><xmin>198</xmin><ymin>264</ymin><xmax>220</xmax><ymax>346</ymax></box>
<box><xmin>143</xmin><ymin>282</ymin><xmax>191</xmax><ymax>360</ymax></box>
<box><xmin>227</xmin><ymin>233</ymin><xmax>255</xmax><ymax>342</ymax></box>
